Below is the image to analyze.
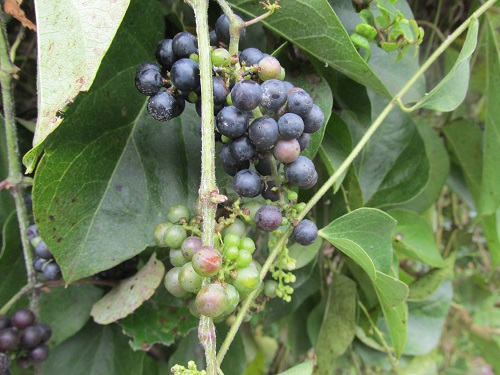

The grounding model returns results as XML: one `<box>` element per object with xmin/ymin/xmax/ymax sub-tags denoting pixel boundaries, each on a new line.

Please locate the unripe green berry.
<box><xmin>236</xmin><ymin>249</ymin><xmax>253</xmax><ymax>268</ymax></box>
<box><xmin>154</xmin><ymin>221</ymin><xmax>173</xmax><ymax>247</ymax></box>
<box><xmin>239</xmin><ymin>237</ymin><xmax>256</xmax><ymax>253</ymax></box>
<box><xmin>224</xmin><ymin>284</ymin><xmax>240</xmax><ymax>314</ymax></box>
<box><xmin>195</xmin><ymin>283</ymin><xmax>228</xmax><ymax>317</ymax></box>
<box><xmin>169</xmin><ymin>248</ymin><xmax>187</xmax><ymax>267</ymax></box>
<box><xmin>167</xmin><ymin>204</ymin><xmax>191</xmax><ymax>223</ymax></box>
<box><xmin>189</xmin><ymin>53</ymin><xmax>199</xmax><ymax>62</ymax></box>
<box><xmin>233</xmin><ymin>265</ymin><xmax>260</xmax><ymax>294</ymax></box>
<box><xmin>164</xmin><ymin>267</ymin><xmax>190</xmax><ymax>298</ymax></box>
<box><xmin>211</xmin><ymin>48</ymin><xmax>231</xmax><ymax>67</ymax></box>
<box><xmin>287</xmin><ymin>191</ymin><xmax>298</xmax><ymax>202</ymax></box>
<box><xmin>224</xmin><ymin>233</ymin><xmax>241</xmax><ymax>247</ymax></box>
<box><xmin>264</xmin><ymin>280</ymin><xmax>278</xmax><ymax>298</ymax></box>
<box><xmin>178</xmin><ymin>262</ymin><xmax>203</xmax><ymax>293</ymax></box>
<box><xmin>163</xmin><ymin>224</ymin><xmax>187</xmax><ymax>248</ymax></box>
<box><xmin>258</xmin><ymin>56</ymin><xmax>282</xmax><ymax>81</ymax></box>
<box><xmin>225</xmin><ymin>245</ymin><xmax>239</xmax><ymax>260</ymax></box>
<box><xmin>222</xmin><ymin>218</ymin><xmax>246</xmax><ymax>238</ymax></box>
<box><xmin>295</xmin><ymin>202</ymin><xmax>306</xmax><ymax>213</ymax></box>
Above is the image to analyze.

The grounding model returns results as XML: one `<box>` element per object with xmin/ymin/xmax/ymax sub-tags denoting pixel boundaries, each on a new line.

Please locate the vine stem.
<box><xmin>216</xmin><ymin>0</ymin><xmax>498</xmax><ymax>364</ymax></box>
<box><xmin>184</xmin><ymin>0</ymin><xmax>218</xmax><ymax>374</ymax></box>
<box><xmin>0</xmin><ymin>6</ymin><xmax>40</xmax><ymax>317</ymax></box>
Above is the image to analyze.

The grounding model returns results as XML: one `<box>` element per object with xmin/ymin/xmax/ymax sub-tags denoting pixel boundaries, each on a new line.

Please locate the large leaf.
<box><xmin>390</xmin><ymin>210</ymin><xmax>445</xmax><ymax>268</ymax></box>
<box><xmin>31</xmin><ymin>0</ymin><xmax>204</xmax><ymax>282</ymax></box>
<box><xmin>479</xmin><ymin>16</ymin><xmax>500</xmax><ymax>215</ymax></box>
<box><xmin>32</xmin><ymin>0</ymin><xmax>131</xmax><ymax>154</ymax></box>
<box><xmin>91</xmin><ymin>253</ymin><xmax>165</xmax><ymax>324</ymax></box>
<box><xmin>120</xmin><ymin>291</ymin><xmax>198</xmax><ymax>351</ymax></box>
<box><xmin>408</xmin><ymin>19</ymin><xmax>479</xmax><ymax>111</ymax></box>
<box><xmin>351</xmin><ymin>93</ymin><xmax>430</xmax><ymax>208</ymax></box>
<box><xmin>42</xmin><ymin>322</ymin><xmax>147</xmax><ymax>375</ymax></box>
<box><xmin>0</xmin><ymin>212</ymin><xmax>26</xmax><ymax>307</ymax></box>
<box><xmin>227</xmin><ymin>0</ymin><xmax>391</xmax><ymax>97</ymax></box>
<box><xmin>40</xmin><ymin>284</ymin><xmax>104</xmax><ymax>347</ymax></box>
<box><xmin>315</xmin><ymin>274</ymin><xmax>356</xmax><ymax>374</ymax></box>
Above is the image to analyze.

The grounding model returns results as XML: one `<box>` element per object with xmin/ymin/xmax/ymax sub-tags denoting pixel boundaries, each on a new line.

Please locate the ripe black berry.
<box><xmin>11</xmin><ymin>309</ymin><xmax>35</xmax><ymax>330</ymax></box>
<box><xmin>255</xmin><ymin>157</ymin><xmax>272</xmax><ymax>176</ymax></box>
<box><xmin>0</xmin><ymin>353</ymin><xmax>10</xmax><ymax>373</ymax></box>
<box><xmin>260</xmin><ymin>79</ymin><xmax>287</xmax><ymax>112</ymax></box>
<box><xmin>300</xmin><ymin>171</ymin><xmax>318</xmax><ymax>189</ymax></box>
<box><xmin>34</xmin><ymin>240</ymin><xmax>52</xmax><ymax>260</ymax></box>
<box><xmin>231</xmin><ymin>80</ymin><xmax>262</xmax><ymax>111</ymax></box>
<box><xmin>229</xmin><ymin>136</ymin><xmax>255</xmax><ymax>162</ymax></box>
<box><xmin>297</xmin><ymin>132</ymin><xmax>311</xmax><ymax>151</ymax></box>
<box><xmin>135</xmin><ymin>63</ymin><xmax>163</xmax><ymax>96</ymax></box>
<box><xmin>223</xmin><ymin>160</ymin><xmax>250</xmax><ymax>177</ymax></box>
<box><xmin>255</xmin><ymin>205</ymin><xmax>282</xmax><ymax>232</ymax></box>
<box><xmin>0</xmin><ymin>317</ymin><xmax>10</xmax><ymax>331</ymax></box>
<box><xmin>261</xmin><ymin>181</ymin><xmax>280</xmax><ymax>202</ymax></box>
<box><xmin>172</xmin><ymin>32</ymin><xmax>198</xmax><ymax>58</ymax></box>
<box><xmin>155</xmin><ymin>39</ymin><xmax>177</xmax><ymax>69</ymax></box>
<box><xmin>278</xmin><ymin>113</ymin><xmax>304</xmax><ymax>140</ymax></box>
<box><xmin>239</xmin><ymin>48</ymin><xmax>264</xmax><ymax>66</ymax></box>
<box><xmin>35</xmin><ymin>323</ymin><xmax>52</xmax><ymax>343</ymax></box>
<box><xmin>248</xmin><ymin>116</ymin><xmax>279</xmax><ymax>150</ymax></box>
<box><xmin>26</xmin><ymin>225</ymin><xmax>38</xmax><ymax>242</ymax></box>
<box><xmin>285</xmin><ymin>156</ymin><xmax>316</xmax><ymax>187</ymax></box>
<box><xmin>286</xmin><ymin>90</ymin><xmax>313</xmax><ymax>117</ymax></box>
<box><xmin>303</xmin><ymin>104</ymin><xmax>324</xmax><ymax>133</ymax></box>
<box><xmin>209</xmin><ymin>30</ymin><xmax>219</xmax><ymax>46</ymax></box>
<box><xmin>170</xmin><ymin>58</ymin><xmax>200</xmax><ymax>92</ymax></box>
<box><xmin>20</xmin><ymin>326</ymin><xmax>42</xmax><ymax>349</ymax></box>
<box><xmin>216</xmin><ymin>106</ymin><xmax>248</xmax><ymax>139</ymax></box>
<box><xmin>43</xmin><ymin>262</ymin><xmax>62</xmax><ymax>281</ymax></box>
<box><xmin>28</xmin><ymin>344</ymin><xmax>50</xmax><ymax>364</ymax></box>
<box><xmin>213</xmin><ymin>76</ymin><xmax>229</xmax><ymax>105</ymax></box>
<box><xmin>215</xmin><ymin>14</ymin><xmax>246</xmax><ymax>45</ymax></box>
<box><xmin>233</xmin><ymin>169</ymin><xmax>262</xmax><ymax>198</ymax></box>
<box><xmin>147</xmin><ymin>92</ymin><xmax>178</xmax><ymax>121</ymax></box>
<box><xmin>0</xmin><ymin>328</ymin><xmax>20</xmax><ymax>352</ymax></box>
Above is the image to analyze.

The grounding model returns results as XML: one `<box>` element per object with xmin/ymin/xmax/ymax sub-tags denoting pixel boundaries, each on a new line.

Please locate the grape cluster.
<box><xmin>0</xmin><ymin>309</ymin><xmax>51</xmax><ymax>373</ymax></box>
<box><xmin>26</xmin><ymin>225</ymin><xmax>62</xmax><ymax>281</ymax></box>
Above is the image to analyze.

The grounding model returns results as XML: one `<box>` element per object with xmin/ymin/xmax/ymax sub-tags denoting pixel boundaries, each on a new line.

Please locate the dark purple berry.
<box><xmin>135</xmin><ymin>63</ymin><xmax>163</xmax><ymax>96</ymax></box>
<box><xmin>248</xmin><ymin>116</ymin><xmax>279</xmax><ymax>150</ymax></box>
<box><xmin>255</xmin><ymin>205</ymin><xmax>282</xmax><ymax>232</ymax></box>
<box><xmin>239</xmin><ymin>48</ymin><xmax>264</xmax><ymax>66</ymax></box>
<box><xmin>20</xmin><ymin>326</ymin><xmax>42</xmax><ymax>349</ymax></box>
<box><xmin>33</xmin><ymin>257</ymin><xmax>46</xmax><ymax>273</ymax></box>
<box><xmin>147</xmin><ymin>92</ymin><xmax>178</xmax><ymax>121</ymax></box>
<box><xmin>34</xmin><ymin>240</ymin><xmax>52</xmax><ymax>260</ymax></box>
<box><xmin>215</xmin><ymin>14</ymin><xmax>246</xmax><ymax>45</ymax></box>
<box><xmin>233</xmin><ymin>170</ymin><xmax>262</xmax><ymax>198</ymax></box>
<box><xmin>285</xmin><ymin>156</ymin><xmax>316</xmax><ymax>187</ymax></box>
<box><xmin>300</xmin><ymin>171</ymin><xmax>318</xmax><ymax>189</ymax></box>
<box><xmin>229</xmin><ymin>136</ymin><xmax>255</xmax><ymax>162</ymax></box>
<box><xmin>173</xmin><ymin>95</ymin><xmax>186</xmax><ymax>118</ymax></box>
<box><xmin>11</xmin><ymin>309</ymin><xmax>35</xmax><ymax>329</ymax></box>
<box><xmin>231</xmin><ymin>80</ymin><xmax>262</xmax><ymax>111</ymax></box>
<box><xmin>0</xmin><ymin>353</ymin><xmax>11</xmax><ymax>372</ymax></box>
<box><xmin>278</xmin><ymin>113</ymin><xmax>304</xmax><ymax>140</ymax></box>
<box><xmin>297</xmin><ymin>132</ymin><xmax>311</xmax><ymax>151</ymax></box>
<box><xmin>155</xmin><ymin>39</ymin><xmax>176</xmax><ymax>69</ymax></box>
<box><xmin>260</xmin><ymin>79</ymin><xmax>287</xmax><ymax>112</ymax></box>
<box><xmin>170</xmin><ymin>58</ymin><xmax>200</xmax><ymax>93</ymax></box>
<box><xmin>303</xmin><ymin>104</ymin><xmax>324</xmax><ymax>133</ymax></box>
<box><xmin>172</xmin><ymin>32</ymin><xmax>198</xmax><ymax>58</ymax></box>
<box><xmin>216</xmin><ymin>106</ymin><xmax>248</xmax><ymax>139</ymax></box>
<box><xmin>261</xmin><ymin>181</ymin><xmax>280</xmax><ymax>202</ymax></box>
<box><xmin>209</xmin><ymin>30</ymin><xmax>219</xmax><ymax>46</ymax></box>
<box><xmin>35</xmin><ymin>323</ymin><xmax>52</xmax><ymax>343</ymax></box>
<box><xmin>213</xmin><ymin>76</ymin><xmax>229</xmax><ymax>106</ymax></box>
<box><xmin>255</xmin><ymin>158</ymin><xmax>272</xmax><ymax>176</ymax></box>
<box><xmin>26</xmin><ymin>225</ymin><xmax>38</xmax><ymax>242</ymax></box>
<box><xmin>223</xmin><ymin>160</ymin><xmax>250</xmax><ymax>177</ymax></box>
<box><xmin>0</xmin><ymin>317</ymin><xmax>10</xmax><ymax>331</ymax></box>
<box><xmin>0</xmin><ymin>328</ymin><xmax>20</xmax><ymax>351</ymax></box>
<box><xmin>286</xmin><ymin>90</ymin><xmax>313</xmax><ymax>117</ymax></box>
<box><xmin>43</xmin><ymin>262</ymin><xmax>62</xmax><ymax>281</ymax></box>
<box><xmin>28</xmin><ymin>344</ymin><xmax>49</xmax><ymax>364</ymax></box>
<box><xmin>283</xmin><ymin>81</ymin><xmax>294</xmax><ymax>93</ymax></box>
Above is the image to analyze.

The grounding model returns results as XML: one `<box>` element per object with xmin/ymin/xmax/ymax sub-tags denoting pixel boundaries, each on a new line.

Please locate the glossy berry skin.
<box><xmin>293</xmin><ymin>220</ymin><xmax>318</xmax><ymax>246</ymax></box>
<box><xmin>181</xmin><ymin>236</ymin><xmax>203</xmax><ymax>260</ymax></box>
<box><xmin>278</xmin><ymin>113</ymin><xmax>304</xmax><ymax>140</ymax></box>
<box><xmin>164</xmin><ymin>267</ymin><xmax>190</xmax><ymax>298</ymax></box>
<box><xmin>215</xmin><ymin>14</ymin><xmax>246</xmax><ymax>45</ymax></box>
<box><xmin>34</xmin><ymin>240</ymin><xmax>53</xmax><ymax>260</ymax></box>
<box><xmin>135</xmin><ymin>63</ymin><xmax>163</xmax><ymax>96</ymax></box>
<box><xmin>33</xmin><ymin>257</ymin><xmax>46</xmax><ymax>272</ymax></box>
<box><xmin>35</xmin><ymin>323</ymin><xmax>52</xmax><ymax>342</ymax></box>
<box><xmin>0</xmin><ymin>316</ymin><xmax>10</xmax><ymax>331</ymax></box>
<box><xmin>261</xmin><ymin>181</ymin><xmax>280</xmax><ymax>202</ymax></box>
<box><xmin>285</xmin><ymin>156</ymin><xmax>316</xmax><ymax>187</ymax></box>
<box><xmin>26</xmin><ymin>225</ymin><xmax>38</xmax><ymax>242</ymax></box>
<box><xmin>260</xmin><ymin>79</ymin><xmax>287</xmax><ymax>112</ymax></box>
<box><xmin>11</xmin><ymin>309</ymin><xmax>36</xmax><ymax>329</ymax></box>
<box><xmin>258</xmin><ymin>57</ymin><xmax>282</xmax><ymax>81</ymax></box>
<box><xmin>216</xmin><ymin>106</ymin><xmax>248</xmax><ymax>139</ymax></box>
<box><xmin>231</xmin><ymin>80</ymin><xmax>262</xmax><ymax>111</ymax></box>
<box><xmin>300</xmin><ymin>171</ymin><xmax>318</xmax><ymax>189</ymax></box>
<box><xmin>20</xmin><ymin>326</ymin><xmax>42</xmax><ymax>349</ymax></box>
<box><xmin>229</xmin><ymin>136</ymin><xmax>255</xmax><ymax>162</ymax></box>
<box><xmin>233</xmin><ymin>169</ymin><xmax>262</xmax><ymax>198</ymax></box>
<box><xmin>297</xmin><ymin>132</ymin><xmax>311</xmax><ymax>151</ymax></box>
<box><xmin>274</xmin><ymin>139</ymin><xmax>301</xmax><ymax>164</ymax></box>
<box><xmin>303</xmin><ymin>104</ymin><xmax>324</xmax><ymax>133</ymax></box>
<box><xmin>154</xmin><ymin>222</ymin><xmax>173</xmax><ymax>247</ymax></box>
<box><xmin>255</xmin><ymin>158</ymin><xmax>272</xmax><ymax>176</ymax></box>
<box><xmin>192</xmin><ymin>246</ymin><xmax>222</xmax><ymax>277</ymax></box>
<box><xmin>172</xmin><ymin>32</ymin><xmax>198</xmax><ymax>58</ymax></box>
<box><xmin>211</xmin><ymin>48</ymin><xmax>231</xmax><ymax>67</ymax></box>
<box><xmin>155</xmin><ymin>39</ymin><xmax>176</xmax><ymax>69</ymax></box>
<box><xmin>248</xmin><ymin>117</ymin><xmax>279</xmax><ymax>150</ymax></box>
<box><xmin>147</xmin><ymin>92</ymin><xmax>178</xmax><ymax>121</ymax></box>
<box><xmin>239</xmin><ymin>48</ymin><xmax>264</xmax><ymax>66</ymax></box>
<box><xmin>209</xmin><ymin>30</ymin><xmax>218</xmax><ymax>46</ymax></box>
<box><xmin>0</xmin><ymin>328</ymin><xmax>19</xmax><ymax>351</ymax></box>
<box><xmin>170</xmin><ymin>248</ymin><xmax>188</xmax><ymax>267</ymax></box>
<box><xmin>195</xmin><ymin>283</ymin><xmax>228</xmax><ymax>318</ymax></box>
<box><xmin>255</xmin><ymin>205</ymin><xmax>282</xmax><ymax>232</ymax></box>
<box><xmin>163</xmin><ymin>224</ymin><xmax>187</xmax><ymax>249</ymax></box>
<box><xmin>213</xmin><ymin>76</ymin><xmax>229</xmax><ymax>105</ymax></box>
<box><xmin>170</xmin><ymin>58</ymin><xmax>200</xmax><ymax>92</ymax></box>
<box><xmin>43</xmin><ymin>263</ymin><xmax>61</xmax><ymax>281</ymax></box>
<box><xmin>286</xmin><ymin>90</ymin><xmax>313</xmax><ymax>117</ymax></box>
<box><xmin>236</xmin><ymin>249</ymin><xmax>252</xmax><ymax>268</ymax></box>
<box><xmin>167</xmin><ymin>204</ymin><xmax>191</xmax><ymax>223</ymax></box>
<box><xmin>28</xmin><ymin>344</ymin><xmax>50</xmax><ymax>364</ymax></box>
<box><xmin>178</xmin><ymin>262</ymin><xmax>203</xmax><ymax>293</ymax></box>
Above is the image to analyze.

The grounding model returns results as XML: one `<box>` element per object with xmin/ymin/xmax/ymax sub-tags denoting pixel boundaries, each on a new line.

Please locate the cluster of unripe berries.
<box><xmin>0</xmin><ymin>309</ymin><xmax>51</xmax><ymax>373</ymax></box>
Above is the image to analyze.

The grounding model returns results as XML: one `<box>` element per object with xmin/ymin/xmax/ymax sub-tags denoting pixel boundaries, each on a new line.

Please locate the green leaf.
<box><xmin>227</xmin><ymin>0</ymin><xmax>391</xmax><ymax>98</ymax></box>
<box><xmin>318</xmin><ymin>114</ymin><xmax>352</xmax><ymax>192</ymax></box>
<box><xmin>403</xmin><ymin>281</ymin><xmax>452</xmax><ymax>356</ymax></box>
<box><xmin>408</xmin><ymin>254</ymin><xmax>455</xmax><ymax>302</ymax></box>
<box><xmin>288</xmin><ymin>237</ymin><xmax>322</xmax><ymax>270</ymax></box>
<box><xmin>390</xmin><ymin>210</ymin><xmax>445</xmax><ymax>268</ymax></box>
<box><xmin>42</xmin><ymin>322</ymin><xmax>147</xmax><ymax>375</ymax></box>
<box><xmin>409</xmin><ymin>19</ymin><xmax>479</xmax><ymax>112</ymax></box>
<box><xmin>319</xmin><ymin>208</ymin><xmax>396</xmax><ymax>279</ymax></box>
<box><xmin>32</xmin><ymin>0</ymin><xmax>203</xmax><ymax>282</ymax></box>
<box><xmin>32</xmin><ymin>0</ymin><xmax>131</xmax><ymax>151</ymax></box>
<box><xmin>167</xmin><ymin>329</ymin><xmax>205</xmax><ymax>371</ymax></box>
<box><xmin>470</xmin><ymin>334</ymin><xmax>500</xmax><ymax>374</ymax></box>
<box><xmin>277</xmin><ymin>360</ymin><xmax>313</xmax><ymax>375</ymax></box>
<box><xmin>120</xmin><ymin>291</ymin><xmax>198</xmax><ymax>351</ymax></box>
<box><xmin>91</xmin><ymin>253</ymin><xmax>165</xmax><ymax>324</ymax></box>
<box><xmin>0</xmin><ymin>212</ymin><xmax>26</xmax><ymax>307</ymax></box>
<box><xmin>40</xmin><ymin>284</ymin><xmax>104</xmax><ymax>347</ymax></box>
<box><xmin>315</xmin><ymin>274</ymin><xmax>356</xmax><ymax>374</ymax></box>
<box><xmin>479</xmin><ymin>16</ymin><xmax>500</xmax><ymax>215</ymax></box>
<box><xmin>391</xmin><ymin>122</ymin><xmax>449</xmax><ymax>213</ymax></box>
<box><xmin>0</xmin><ymin>117</ymin><xmax>15</xmax><ymax>230</ymax></box>
<box><xmin>217</xmin><ymin>324</ymin><xmax>247</xmax><ymax>375</ymax></box>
